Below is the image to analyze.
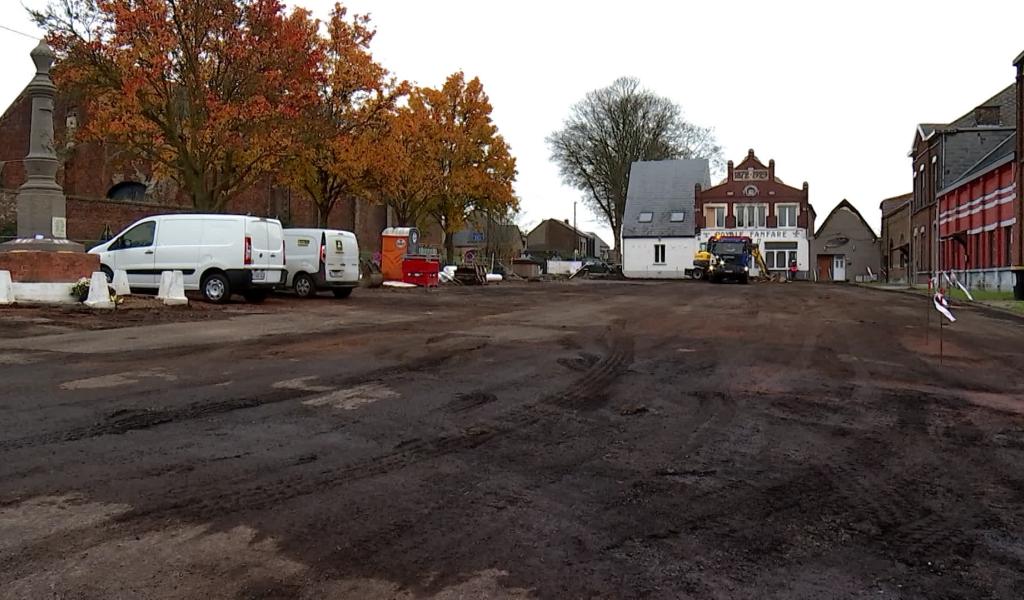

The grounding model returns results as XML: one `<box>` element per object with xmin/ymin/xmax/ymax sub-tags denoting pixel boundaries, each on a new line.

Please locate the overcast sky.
<box><xmin>3</xmin><ymin>1</ymin><xmax>1023</xmax><ymax>245</ymax></box>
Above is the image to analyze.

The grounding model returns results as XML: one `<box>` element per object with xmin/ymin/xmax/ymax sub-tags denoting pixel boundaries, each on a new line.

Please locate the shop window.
<box><xmin>653</xmin><ymin>244</ymin><xmax>666</xmax><ymax>264</ymax></box>
<box><xmin>764</xmin><ymin>242</ymin><xmax>797</xmax><ymax>270</ymax></box>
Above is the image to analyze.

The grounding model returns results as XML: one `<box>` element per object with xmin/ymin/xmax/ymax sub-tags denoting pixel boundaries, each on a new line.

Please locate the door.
<box><xmin>109</xmin><ymin>220</ymin><xmax>158</xmax><ymax>288</ymax></box>
<box><xmin>244</xmin><ymin>219</ymin><xmax>284</xmax><ymax>285</ymax></box>
<box><xmin>833</xmin><ymin>255</ymin><xmax>846</xmax><ymax>281</ymax></box>
<box><xmin>152</xmin><ymin>218</ymin><xmax>202</xmax><ymax>288</ymax></box>
<box><xmin>323</xmin><ymin>231</ymin><xmax>358</xmax><ymax>285</ymax></box>
<box><xmin>816</xmin><ymin>254</ymin><xmax>833</xmax><ymax>281</ymax></box>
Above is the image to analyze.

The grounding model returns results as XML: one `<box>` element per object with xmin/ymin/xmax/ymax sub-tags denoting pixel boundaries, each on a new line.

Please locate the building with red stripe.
<box><xmin>937</xmin><ymin>134</ymin><xmax>1017</xmax><ymax>290</ymax></box>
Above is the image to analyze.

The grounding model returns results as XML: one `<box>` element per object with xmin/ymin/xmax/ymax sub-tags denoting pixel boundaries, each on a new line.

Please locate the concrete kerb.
<box><xmin>0</xmin><ymin>270</ymin><xmax>13</xmax><ymax>304</ymax></box>
<box><xmin>853</xmin><ymin>283</ymin><xmax>1024</xmax><ymax>322</ymax></box>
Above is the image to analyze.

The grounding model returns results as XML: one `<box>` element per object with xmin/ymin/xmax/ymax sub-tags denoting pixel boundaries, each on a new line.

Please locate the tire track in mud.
<box><xmin>0</xmin><ymin>341</ymin><xmax>490</xmax><ymax>454</ymax></box>
<box><xmin>1</xmin><ymin>325</ymin><xmax>637</xmax><ymax>576</ymax></box>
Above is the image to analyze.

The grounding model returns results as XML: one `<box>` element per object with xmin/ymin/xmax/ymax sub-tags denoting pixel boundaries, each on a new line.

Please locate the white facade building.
<box><xmin>621</xmin><ymin>160</ymin><xmax>711</xmax><ymax>279</ymax></box>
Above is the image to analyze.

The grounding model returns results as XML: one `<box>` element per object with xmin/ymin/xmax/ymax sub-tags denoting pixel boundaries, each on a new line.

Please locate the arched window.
<box><xmin>106</xmin><ymin>181</ymin><xmax>147</xmax><ymax>202</ymax></box>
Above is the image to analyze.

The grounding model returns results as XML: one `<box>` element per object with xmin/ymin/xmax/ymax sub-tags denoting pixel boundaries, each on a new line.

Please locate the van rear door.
<box><xmin>244</xmin><ymin>218</ymin><xmax>285</xmax><ymax>285</ymax></box>
<box><xmin>323</xmin><ymin>231</ymin><xmax>359</xmax><ymax>284</ymax></box>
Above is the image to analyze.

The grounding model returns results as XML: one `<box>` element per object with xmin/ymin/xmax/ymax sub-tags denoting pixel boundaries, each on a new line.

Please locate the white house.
<box><xmin>621</xmin><ymin>159</ymin><xmax>711</xmax><ymax>278</ymax></box>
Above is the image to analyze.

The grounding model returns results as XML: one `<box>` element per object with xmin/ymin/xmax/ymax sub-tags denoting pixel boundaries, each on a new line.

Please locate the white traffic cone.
<box><xmin>156</xmin><ymin>271</ymin><xmax>173</xmax><ymax>300</ymax></box>
<box><xmin>163</xmin><ymin>270</ymin><xmax>188</xmax><ymax>306</ymax></box>
<box><xmin>84</xmin><ymin>271</ymin><xmax>114</xmax><ymax>309</ymax></box>
<box><xmin>112</xmin><ymin>269</ymin><xmax>131</xmax><ymax>296</ymax></box>
<box><xmin>0</xmin><ymin>270</ymin><xmax>14</xmax><ymax>305</ymax></box>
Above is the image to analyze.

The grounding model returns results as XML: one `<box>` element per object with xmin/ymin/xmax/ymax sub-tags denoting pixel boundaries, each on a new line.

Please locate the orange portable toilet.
<box><xmin>381</xmin><ymin>227</ymin><xmax>419</xmax><ymax>281</ymax></box>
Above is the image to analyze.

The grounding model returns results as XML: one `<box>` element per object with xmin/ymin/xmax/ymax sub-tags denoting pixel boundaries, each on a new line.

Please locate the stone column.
<box><xmin>0</xmin><ymin>39</ymin><xmax>96</xmax><ymax>287</ymax></box>
<box><xmin>2</xmin><ymin>39</ymin><xmax>82</xmax><ymax>252</ymax></box>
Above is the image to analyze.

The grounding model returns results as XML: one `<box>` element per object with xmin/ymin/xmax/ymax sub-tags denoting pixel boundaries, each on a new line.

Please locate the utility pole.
<box><xmin>1013</xmin><ymin>50</ymin><xmax>1024</xmax><ymax>299</ymax></box>
<box><xmin>573</xmin><ymin>201</ymin><xmax>578</xmax><ymax>258</ymax></box>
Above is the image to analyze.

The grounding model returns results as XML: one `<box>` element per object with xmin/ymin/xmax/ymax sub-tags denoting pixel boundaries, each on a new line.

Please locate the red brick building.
<box><xmin>0</xmin><ymin>88</ymin><xmax>387</xmax><ymax>254</ymax></box>
<box><xmin>695</xmin><ymin>149</ymin><xmax>815</xmax><ymax>277</ymax></box>
<box><xmin>937</xmin><ymin>135</ymin><xmax>1017</xmax><ymax>289</ymax></box>
<box><xmin>908</xmin><ymin>85</ymin><xmax>1017</xmax><ymax>283</ymax></box>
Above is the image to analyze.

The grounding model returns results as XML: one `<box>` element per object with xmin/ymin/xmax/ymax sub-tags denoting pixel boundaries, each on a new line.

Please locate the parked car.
<box><xmin>283</xmin><ymin>228</ymin><xmax>360</xmax><ymax>298</ymax></box>
<box><xmin>89</xmin><ymin>214</ymin><xmax>286</xmax><ymax>303</ymax></box>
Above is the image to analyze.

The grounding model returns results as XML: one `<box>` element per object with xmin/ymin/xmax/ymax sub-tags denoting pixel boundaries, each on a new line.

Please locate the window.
<box><xmin>107</xmin><ymin>181</ymin><xmax>147</xmax><ymax>202</ymax></box>
<box><xmin>736</xmin><ymin>204</ymin><xmax>766</xmax><ymax>228</ymax></box>
<box><xmin>669</xmin><ymin>212</ymin><xmax>685</xmax><ymax>222</ymax></box>
<box><xmin>1005</xmin><ymin>226</ymin><xmax>1013</xmax><ymax>267</ymax></box>
<box><xmin>115</xmin><ymin>221</ymin><xmax>155</xmax><ymax>249</ymax></box>
<box><xmin>776</xmin><ymin>204</ymin><xmax>798</xmax><ymax>228</ymax></box>
<box><xmin>638</xmin><ymin>212</ymin><xmax>653</xmax><ymax>223</ymax></box>
<box><xmin>764</xmin><ymin>242</ymin><xmax>797</xmax><ymax>270</ymax></box>
<box><xmin>653</xmin><ymin>244</ymin><xmax>666</xmax><ymax>264</ymax></box>
<box><xmin>704</xmin><ymin>206</ymin><xmax>726</xmax><ymax>228</ymax></box>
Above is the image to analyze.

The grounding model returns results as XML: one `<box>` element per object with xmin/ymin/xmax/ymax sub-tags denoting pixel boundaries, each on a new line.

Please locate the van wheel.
<box><xmin>332</xmin><ymin>287</ymin><xmax>353</xmax><ymax>299</ymax></box>
<box><xmin>100</xmin><ymin>265</ymin><xmax>113</xmax><ymax>283</ymax></box>
<box><xmin>202</xmin><ymin>273</ymin><xmax>231</xmax><ymax>304</ymax></box>
<box><xmin>243</xmin><ymin>290</ymin><xmax>268</xmax><ymax>304</ymax></box>
<box><xmin>293</xmin><ymin>273</ymin><xmax>316</xmax><ymax>298</ymax></box>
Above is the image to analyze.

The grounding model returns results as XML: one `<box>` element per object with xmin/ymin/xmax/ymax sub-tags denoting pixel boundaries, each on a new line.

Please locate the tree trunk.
<box><xmin>444</xmin><ymin>231</ymin><xmax>455</xmax><ymax>265</ymax></box>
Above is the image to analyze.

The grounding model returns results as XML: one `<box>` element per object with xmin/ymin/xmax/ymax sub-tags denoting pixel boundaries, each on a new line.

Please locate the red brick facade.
<box><xmin>0</xmin><ymin>90</ymin><xmax>387</xmax><ymax>254</ymax></box>
<box><xmin>695</xmin><ymin>150</ymin><xmax>813</xmax><ymax>231</ymax></box>
<box><xmin>938</xmin><ymin>160</ymin><xmax>1017</xmax><ymax>271</ymax></box>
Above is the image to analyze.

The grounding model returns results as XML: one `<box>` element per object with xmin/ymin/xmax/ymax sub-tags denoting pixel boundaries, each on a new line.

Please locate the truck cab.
<box><xmin>707</xmin><ymin>235</ymin><xmax>753</xmax><ymax>284</ymax></box>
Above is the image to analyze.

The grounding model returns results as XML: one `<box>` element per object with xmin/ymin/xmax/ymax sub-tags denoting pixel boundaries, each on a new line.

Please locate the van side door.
<box><xmin>108</xmin><ymin>220</ymin><xmax>158</xmax><ymax>288</ymax></box>
<box><xmin>152</xmin><ymin>218</ymin><xmax>202</xmax><ymax>288</ymax></box>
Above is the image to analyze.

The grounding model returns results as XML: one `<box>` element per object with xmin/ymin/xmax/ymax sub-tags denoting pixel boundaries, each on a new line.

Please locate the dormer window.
<box><xmin>669</xmin><ymin>212</ymin><xmax>685</xmax><ymax>222</ymax></box>
<box><xmin>638</xmin><ymin>212</ymin><xmax>653</xmax><ymax>223</ymax></box>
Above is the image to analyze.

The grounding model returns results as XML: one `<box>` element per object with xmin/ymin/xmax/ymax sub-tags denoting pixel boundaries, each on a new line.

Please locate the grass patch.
<box><xmin>945</xmin><ymin>288</ymin><xmax>1016</xmax><ymax>302</ymax></box>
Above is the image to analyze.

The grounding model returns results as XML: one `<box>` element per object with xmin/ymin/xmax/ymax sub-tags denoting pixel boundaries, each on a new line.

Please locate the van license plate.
<box><xmin>251</xmin><ymin>270</ymin><xmax>266</xmax><ymax>281</ymax></box>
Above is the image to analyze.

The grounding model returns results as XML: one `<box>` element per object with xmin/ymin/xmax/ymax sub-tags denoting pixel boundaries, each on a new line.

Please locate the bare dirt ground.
<box><xmin>2</xmin><ymin>280</ymin><xmax>1024</xmax><ymax>599</ymax></box>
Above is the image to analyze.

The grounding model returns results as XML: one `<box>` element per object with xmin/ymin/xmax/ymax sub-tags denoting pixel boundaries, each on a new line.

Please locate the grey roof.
<box><xmin>622</xmin><ymin>159</ymin><xmax>710</xmax><ymax>238</ymax></box>
<box><xmin>939</xmin><ymin>132</ymin><xmax>1016</xmax><ymax>195</ymax></box>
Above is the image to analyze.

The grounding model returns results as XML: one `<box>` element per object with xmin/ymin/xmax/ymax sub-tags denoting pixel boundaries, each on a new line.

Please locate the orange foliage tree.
<box><xmin>414</xmin><ymin>73</ymin><xmax>518</xmax><ymax>263</ymax></box>
<box><xmin>290</xmin><ymin>4</ymin><xmax>407</xmax><ymax>227</ymax></box>
<box><xmin>32</xmin><ymin>0</ymin><xmax>321</xmax><ymax>212</ymax></box>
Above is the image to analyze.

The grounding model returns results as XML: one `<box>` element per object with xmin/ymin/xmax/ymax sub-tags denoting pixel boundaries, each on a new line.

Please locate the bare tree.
<box><xmin>547</xmin><ymin>77</ymin><xmax>722</xmax><ymax>260</ymax></box>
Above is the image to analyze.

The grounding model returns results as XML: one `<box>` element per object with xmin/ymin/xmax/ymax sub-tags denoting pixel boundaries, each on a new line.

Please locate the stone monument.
<box><xmin>0</xmin><ymin>39</ymin><xmax>99</xmax><ymax>286</ymax></box>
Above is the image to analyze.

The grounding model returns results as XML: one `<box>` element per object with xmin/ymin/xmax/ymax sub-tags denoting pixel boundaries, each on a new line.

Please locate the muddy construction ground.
<box><xmin>2</xmin><ymin>281</ymin><xmax>1024</xmax><ymax>599</ymax></box>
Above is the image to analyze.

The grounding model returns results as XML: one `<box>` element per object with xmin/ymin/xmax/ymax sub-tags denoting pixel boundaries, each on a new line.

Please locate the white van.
<box><xmin>89</xmin><ymin>214</ymin><xmax>286</xmax><ymax>303</ymax></box>
<box><xmin>283</xmin><ymin>228</ymin><xmax>360</xmax><ymax>298</ymax></box>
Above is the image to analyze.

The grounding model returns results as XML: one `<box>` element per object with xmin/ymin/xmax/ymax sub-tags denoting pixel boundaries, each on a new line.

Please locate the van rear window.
<box><xmin>297</xmin><ymin>238</ymin><xmax>311</xmax><ymax>247</ymax></box>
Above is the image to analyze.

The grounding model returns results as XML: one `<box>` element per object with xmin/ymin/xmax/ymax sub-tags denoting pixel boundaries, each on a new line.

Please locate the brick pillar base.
<box><xmin>0</xmin><ymin>250</ymin><xmax>100</xmax><ymax>282</ymax></box>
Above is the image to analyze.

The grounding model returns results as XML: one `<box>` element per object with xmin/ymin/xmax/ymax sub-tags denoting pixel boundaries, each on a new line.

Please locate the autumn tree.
<box><xmin>290</xmin><ymin>4</ymin><xmax>407</xmax><ymax>227</ymax></box>
<box><xmin>32</xmin><ymin>0</ymin><xmax>321</xmax><ymax>212</ymax></box>
<box><xmin>547</xmin><ymin>77</ymin><xmax>723</xmax><ymax>260</ymax></box>
<box><xmin>415</xmin><ymin>73</ymin><xmax>518</xmax><ymax>263</ymax></box>
<box><xmin>369</xmin><ymin>103</ymin><xmax>442</xmax><ymax>229</ymax></box>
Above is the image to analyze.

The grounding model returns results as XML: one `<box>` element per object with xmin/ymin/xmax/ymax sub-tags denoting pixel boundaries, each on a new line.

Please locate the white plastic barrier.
<box><xmin>485</xmin><ymin>273</ymin><xmax>503</xmax><ymax>283</ymax></box>
<box><xmin>0</xmin><ymin>270</ymin><xmax>13</xmax><ymax>305</ymax></box>
<box><xmin>112</xmin><ymin>269</ymin><xmax>131</xmax><ymax>296</ymax></box>
<box><xmin>84</xmin><ymin>271</ymin><xmax>114</xmax><ymax>309</ymax></box>
<box><xmin>156</xmin><ymin>271</ymin><xmax>172</xmax><ymax>300</ymax></box>
<box><xmin>162</xmin><ymin>270</ymin><xmax>188</xmax><ymax>306</ymax></box>
<box><xmin>546</xmin><ymin>260</ymin><xmax>584</xmax><ymax>276</ymax></box>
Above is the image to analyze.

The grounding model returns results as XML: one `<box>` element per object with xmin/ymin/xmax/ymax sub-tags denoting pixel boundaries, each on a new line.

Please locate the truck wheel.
<box><xmin>201</xmin><ymin>273</ymin><xmax>231</xmax><ymax>304</ymax></box>
<box><xmin>692</xmin><ymin>268</ymin><xmax>704</xmax><ymax>281</ymax></box>
<box><xmin>243</xmin><ymin>290</ymin><xmax>268</xmax><ymax>304</ymax></box>
<box><xmin>332</xmin><ymin>287</ymin><xmax>353</xmax><ymax>299</ymax></box>
<box><xmin>741</xmin><ymin>275</ymin><xmax>750</xmax><ymax>285</ymax></box>
<box><xmin>293</xmin><ymin>273</ymin><xmax>316</xmax><ymax>298</ymax></box>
